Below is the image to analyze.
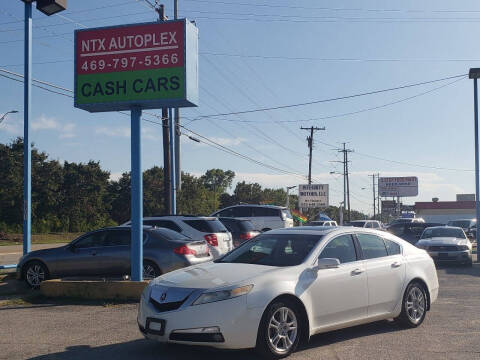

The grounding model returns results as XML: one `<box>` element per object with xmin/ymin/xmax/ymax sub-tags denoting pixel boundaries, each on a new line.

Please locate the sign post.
<box><xmin>74</xmin><ymin>20</ymin><xmax>198</xmax><ymax>280</ymax></box>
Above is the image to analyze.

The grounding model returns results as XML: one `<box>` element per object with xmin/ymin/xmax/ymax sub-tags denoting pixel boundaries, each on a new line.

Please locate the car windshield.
<box><xmin>216</xmin><ymin>234</ymin><xmax>323</xmax><ymax>266</ymax></box>
<box><xmin>421</xmin><ymin>227</ymin><xmax>466</xmax><ymax>239</ymax></box>
<box><xmin>447</xmin><ymin>220</ymin><xmax>473</xmax><ymax>228</ymax></box>
<box><xmin>347</xmin><ymin>221</ymin><xmax>365</xmax><ymax>227</ymax></box>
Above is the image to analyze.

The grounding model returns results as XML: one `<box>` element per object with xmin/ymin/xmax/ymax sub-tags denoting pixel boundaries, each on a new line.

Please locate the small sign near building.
<box><xmin>298</xmin><ymin>184</ymin><xmax>329</xmax><ymax>209</ymax></box>
<box><xmin>379</xmin><ymin>176</ymin><xmax>418</xmax><ymax>197</ymax></box>
<box><xmin>74</xmin><ymin>19</ymin><xmax>198</xmax><ymax>112</ymax></box>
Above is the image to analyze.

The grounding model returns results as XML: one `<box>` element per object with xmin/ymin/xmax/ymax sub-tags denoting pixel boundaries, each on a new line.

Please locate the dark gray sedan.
<box><xmin>17</xmin><ymin>226</ymin><xmax>212</xmax><ymax>287</ymax></box>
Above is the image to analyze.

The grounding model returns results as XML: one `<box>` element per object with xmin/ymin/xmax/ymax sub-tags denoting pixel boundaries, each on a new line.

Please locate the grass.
<box><xmin>0</xmin><ymin>233</ymin><xmax>82</xmax><ymax>246</ymax></box>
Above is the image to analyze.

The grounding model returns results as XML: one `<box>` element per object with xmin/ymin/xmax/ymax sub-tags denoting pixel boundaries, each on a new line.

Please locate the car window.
<box><xmin>74</xmin><ymin>231</ymin><xmax>107</xmax><ymax>248</ymax></box>
<box><xmin>254</xmin><ymin>207</ymin><xmax>279</xmax><ymax>217</ymax></box>
<box><xmin>218</xmin><ymin>208</ymin><xmax>234</xmax><ymax>217</ymax></box>
<box><xmin>218</xmin><ymin>234</ymin><xmax>322</xmax><ymax>266</ymax></box>
<box><xmin>232</xmin><ymin>206</ymin><xmax>253</xmax><ymax>217</ymax></box>
<box><xmin>357</xmin><ymin>233</ymin><xmax>388</xmax><ymax>259</ymax></box>
<box><xmin>348</xmin><ymin>221</ymin><xmax>366</xmax><ymax>227</ymax></box>
<box><xmin>143</xmin><ymin>220</ymin><xmax>182</xmax><ymax>233</ymax></box>
<box><xmin>371</xmin><ymin>222</ymin><xmax>380</xmax><ymax>229</ymax></box>
<box><xmin>219</xmin><ymin>218</ymin><xmax>240</xmax><ymax>232</ymax></box>
<box><xmin>105</xmin><ymin>229</ymin><xmax>131</xmax><ymax>246</ymax></box>
<box><xmin>408</xmin><ymin>225</ymin><xmax>426</xmax><ymax>236</ymax></box>
<box><xmin>421</xmin><ymin>227</ymin><xmax>466</xmax><ymax>239</ymax></box>
<box><xmin>149</xmin><ymin>228</ymin><xmax>190</xmax><ymax>241</ymax></box>
<box><xmin>320</xmin><ymin>234</ymin><xmax>357</xmax><ymax>264</ymax></box>
<box><xmin>384</xmin><ymin>238</ymin><xmax>401</xmax><ymax>255</ymax></box>
<box><xmin>387</xmin><ymin>224</ymin><xmax>405</xmax><ymax>236</ymax></box>
<box><xmin>365</xmin><ymin>222</ymin><xmax>373</xmax><ymax>228</ymax></box>
<box><xmin>183</xmin><ymin>219</ymin><xmax>228</xmax><ymax>233</ymax></box>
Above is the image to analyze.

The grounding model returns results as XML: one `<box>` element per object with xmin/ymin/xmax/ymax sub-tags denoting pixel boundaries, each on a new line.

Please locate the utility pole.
<box><xmin>338</xmin><ymin>143</ymin><xmax>354</xmax><ymax>221</ymax></box>
<box><xmin>286</xmin><ymin>185</ymin><xmax>296</xmax><ymax>208</ymax></box>
<box><xmin>369</xmin><ymin>174</ymin><xmax>376</xmax><ymax>219</ymax></box>
<box><xmin>300</xmin><ymin>126</ymin><xmax>325</xmax><ymax>184</ymax></box>
<box><xmin>377</xmin><ymin>173</ymin><xmax>381</xmax><ymax>221</ymax></box>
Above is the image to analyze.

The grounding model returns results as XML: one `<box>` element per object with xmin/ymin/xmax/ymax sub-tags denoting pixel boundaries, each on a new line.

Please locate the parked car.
<box><xmin>307</xmin><ymin>220</ymin><xmax>338</xmax><ymax>227</ymax></box>
<box><xmin>217</xmin><ymin>218</ymin><xmax>260</xmax><ymax>247</ymax></box>
<box><xmin>416</xmin><ymin>226</ymin><xmax>473</xmax><ymax>266</ymax></box>
<box><xmin>389</xmin><ymin>218</ymin><xmax>425</xmax><ymax>225</ymax></box>
<box><xmin>345</xmin><ymin>220</ymin><xmax>382</xmax><ymax>229</ymax></box>
<box><xmin>386</xmin><ymin>222</ymin><xmax>444</xmax><ymax>244</ymax></box>
<box><xmin>211</xmin><ymin>204</ymin><xmax>294</xmax><ymax>232</ymax></box>
<box><xmin>138</xmin><ymin>227</ymin><xmax>438</xmax><ymax>358</ymax></box>
<box><xmin>122</xmin><ymin>216</ymin><xmax>233</xmax><ymax>259</ymax></box>
<box><xmin>17</xmin><ymin>226</ymin><xmax>212</xmax><ymax>288</ymax></box>
<box><xmin>447</xmin><ymin>219</ymin><xmax>476</xmax><ymax>239</ymax></box>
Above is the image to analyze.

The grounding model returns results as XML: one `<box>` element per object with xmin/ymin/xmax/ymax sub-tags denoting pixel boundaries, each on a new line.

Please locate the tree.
<box><xmin>233</xmin><ymin>181</ymin><xmax>263</xmax><ymax>204</ymax></box>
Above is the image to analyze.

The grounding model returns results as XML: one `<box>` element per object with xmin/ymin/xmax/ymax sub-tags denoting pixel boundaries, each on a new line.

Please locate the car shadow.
<box><xmin>437</xmin><ymin>261</ymin><xmax>480</xmax><ymax>277</ymax></box>
<box><xmin>26</xmin><ymin>320</ymin><xmax>405</xmax><ymax>360</ymax></box>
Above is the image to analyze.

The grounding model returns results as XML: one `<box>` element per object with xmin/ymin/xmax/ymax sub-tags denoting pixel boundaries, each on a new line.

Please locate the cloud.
<box><xmin>1</xmin><ymin>121</ymin><xmax>22</xmax><ymax>135</ymax></box>
<box><xmin>95</xmin><ymin>126</ymin><xmax>159</xmax><ymax>141</ymax></box>
<box><xmin>186</xmin><ymin>136</ymin><xmax>246</xmax><ymax>147</ymax></box>
<box><xmin>109</xmin><ymin>172</ymin><xmax>123</xmax><ymax>181</ymax></box>
<box><xmin>32</xmin><ymin>115</ymin><xmax>76</xmax><ymax>139</ymax></box>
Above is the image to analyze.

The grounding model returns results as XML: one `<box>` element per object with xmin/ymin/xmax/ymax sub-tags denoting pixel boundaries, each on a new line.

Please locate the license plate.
<box><xmin>146</xmin><ymin>318</ymin><xmax>165</xmax><ymax>335</ymax></box>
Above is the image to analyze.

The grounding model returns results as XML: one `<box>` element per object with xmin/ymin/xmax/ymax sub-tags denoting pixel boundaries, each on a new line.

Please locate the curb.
<box><xmin>40</xmin><ymin>279</ymin><xmax>149</xmax><ymax>301</ymax></box>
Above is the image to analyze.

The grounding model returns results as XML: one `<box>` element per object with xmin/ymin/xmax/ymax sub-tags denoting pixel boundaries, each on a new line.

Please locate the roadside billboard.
<box><xmin>298</xmin><ymin>184</ymin><xmax>329</xmax><ymax>209</ymax></box>
<box><xmin>74</xmin><ymin>19</ymin><xmax>198</xmax><ymax>112</ymax></box>
<box><xmin>379</xmin><ymin>176</ymin><xmax>418</xmax><ymax>197</ymax></box>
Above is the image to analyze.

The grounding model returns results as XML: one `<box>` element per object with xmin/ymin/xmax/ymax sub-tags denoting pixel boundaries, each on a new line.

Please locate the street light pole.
<box><xmin>469</xmin><ymin>68</ymin><xmax>480</xmax><ymax>262</ymax></box>
<box><xmin>0</xmin><ymin>110</ymin><xmax>19</xmax><ymax>125</ymax></box>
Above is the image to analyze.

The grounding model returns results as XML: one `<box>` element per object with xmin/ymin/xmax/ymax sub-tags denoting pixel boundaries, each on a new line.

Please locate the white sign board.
<box><xmin>379</xmin><ymin>177</ymin><xmax>418</xmax><ymax>197</ymax></box>
<box><xmin>298</xmin><ymin>184</ymin><xmax>329</xmax><ymax>209</ymax></box>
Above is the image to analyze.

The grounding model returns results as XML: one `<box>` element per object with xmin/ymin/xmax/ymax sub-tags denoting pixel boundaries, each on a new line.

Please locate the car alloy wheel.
<box><xmin>142</xmin><ymin>262</ymin><xmax>159</xmax><ymax>280</ymax></box>
<box><xmin>25</xmin><ymin>262</ymin><xmax>46</xmax><ymax>288</ymax></box>
<box><xmin>267</xmin><ymin>307</ymin><xmax>298</xmax><ymax>354</ymax></box>
<box><xmin>396</xmin><ymin>282</ymin><xmax>427</xmax><ymax>327</ymax></box>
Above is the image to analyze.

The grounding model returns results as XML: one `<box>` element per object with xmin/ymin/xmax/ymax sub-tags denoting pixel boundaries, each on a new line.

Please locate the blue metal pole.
<box><xmin>474</xmin><ymin>79</ymin><xmax>480</xmax><ymax>263</ymax></box>
<box><xmin>23</xmin><ymin>1</ymin><xmax>32</xmax><ymax>256</ymax></box>
<box><xmin>169</xmin><ymin>108</ymin><xmax>176</xmax><ymax>214</ymax></box>
<box><xmin>131</xmin><ymin>107</ymin><xmax>143</xmax><ymax>281</ymax></box>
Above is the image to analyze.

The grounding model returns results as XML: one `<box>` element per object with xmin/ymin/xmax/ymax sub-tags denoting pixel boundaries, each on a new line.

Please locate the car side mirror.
<box><xmin>315</xmin><ymin>258</ymin><xmax>340</xmax><ymax>271</ymax></box>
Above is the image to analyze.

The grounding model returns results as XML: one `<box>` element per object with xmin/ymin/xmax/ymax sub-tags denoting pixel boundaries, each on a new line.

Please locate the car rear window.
<box><xmin>219</xmin><ymin>219</ymin><xmax>255</xmax><ymax>232</ymax></box>
<box><xmin>253</xmin><ymin>207</ymin><xmax>280</xmax><ymax>217</ymax></box>
<box><xmin>183</xmin><ymin>219</ymin><xmax>228</xmax><ymax>233</ymax></box>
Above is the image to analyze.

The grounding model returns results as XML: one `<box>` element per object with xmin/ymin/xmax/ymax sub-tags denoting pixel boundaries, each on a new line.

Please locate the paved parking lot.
<box><xmin>1</xmin><ymin>263</ymin><xmax>480</xmax><ymax>360</ymax></box>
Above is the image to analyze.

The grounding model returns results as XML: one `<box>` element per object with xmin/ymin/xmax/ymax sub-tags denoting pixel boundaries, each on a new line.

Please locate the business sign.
<box><xmin>379</xmin><ymin>176</ymin><xmax>418</xmax><ymax>197</ymax></box>
<box><xmin>74</xmin><ymin>20</ymin><xmax>198</xmax><ymax>112</ymax></box>
<box><xmin>298</xmin><ymin>184</ymin><xmax>329</xmax><ymax>209</ymax></box>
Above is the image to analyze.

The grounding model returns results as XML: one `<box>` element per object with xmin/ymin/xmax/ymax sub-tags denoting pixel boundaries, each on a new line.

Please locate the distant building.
<box><xmin>415</xmin><ymin>200</ymin><xmax>475</xmax><ymax>224</ymax></box>
<box><xmin>456</xmin><ymin>194</ymin><xmax>475</xmax><ymax>201</ymax></box>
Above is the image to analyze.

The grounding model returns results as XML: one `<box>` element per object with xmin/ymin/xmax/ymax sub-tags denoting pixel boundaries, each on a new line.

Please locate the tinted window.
<box><xmin>218</xmin><ymin>208</ymin><xmax>234</xmax><ymax>217</ymax></box>
<box><xmin>218</xmin><ymin>234</ymin><xmax>322</xmax><ymax>266</ymax></box>
<box><xmin>183</xmin><ymin>219</ymin><xmax>228</xmax><ymax>233</ymax></box>
<box><xmin>421</xmin><ymin>227</ymin><xmax>466</xmax><ymax>239</ymax></box>
<box><xmin>357</xmin><ymin>233</ymin><xmax>388</xmax><ymax>259</ymax></box>
<box><xmin>74</xmin><ymin>231</ymin><xmax>107</xmax><ymax>248</ymax></box>
<box><xmin>349</xmin><ymin>221</ymin><xmax>366</xmax><ymax>227</ymax></box>
<box><xmin>143</xmin><ymin>220</ymin><xmax>182</xmax><ymax>233</ymax></box>
<box><xmin>105</xmin><ymin>230</ymin><xmax>130</xmax><ymax>246</ymax></box>
<box><xmin>254</xmin><ymin>207</ymin><xmax>279</xmax><ymax>217</ymax></box>
<box><xmin>447</xmin><ymin>220</ymin><xmax>473</xmax><ymax>228</ymax></box>
<box><xmin>320</xmin><ymin>235</ymin><xmax>357</xmax><ymax>264</ymax></box>
<box><xmin>149</xmin><ymin>228</ymin><xmax>190</xmax><ymax>241</ymax></box>
<box><xmin>232</xmin><ymin>206</ymin><xmax>253</xmax><ymax>217</ymax></box>
<box><xmin>408</xmin><ymin>224</ymin><xmax>426</xmax><ymax>236</ymax></box>
<box><xmin>387</xmin><ymin>224</ymin><xmax>405</xmax><ymax>236</ymax></box>
<box><xmin>384</xmin><ymin>239</ymin><xmax>401</xmax><ymax>255</ymax></box>
<box><xmin>219</xmin><ymin>219</ymin><xmax>255</xmax><ymax>233</ymax></box>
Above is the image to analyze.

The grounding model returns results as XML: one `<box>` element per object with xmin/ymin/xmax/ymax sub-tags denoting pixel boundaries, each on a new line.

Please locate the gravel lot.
<box><xmin>1</xmin><ymin>263</ymin><xmax>480</xmax><ymax>360</ymax></box>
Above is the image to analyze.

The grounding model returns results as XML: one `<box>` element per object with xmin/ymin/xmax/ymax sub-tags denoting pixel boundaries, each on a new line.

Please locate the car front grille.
<box><xmin>428</xmin><ymin>245</ymin><xmax>458</xmax><ymax>251</ymax></box>
<box><xmin>149</xmin><ymin>297</ymin><xmax>187</xmax><ymax>313</ymax></box>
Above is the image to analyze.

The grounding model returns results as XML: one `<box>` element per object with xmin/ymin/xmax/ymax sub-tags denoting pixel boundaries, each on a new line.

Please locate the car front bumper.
<box><xmin>427</xmin><ymin>249</ymin><xmax>472</xmax><ymax>263</ymax></box>
<box><xmin>137</xmin><ymin>291</ymin><xmax>264</xmax><ymax>349</ymax></box>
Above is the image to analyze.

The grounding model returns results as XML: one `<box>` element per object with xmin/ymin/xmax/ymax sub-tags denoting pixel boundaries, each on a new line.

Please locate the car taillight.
<box><xmin>204</xmin><ymin>234</ymin><xmax>218</xmax><ymax>247</ymax></box>
<box><xmin>240</xmin><ymin>232</ymin><xmax>254</xmax><ymax>240</ymax></box>
<box><xmin>174</xmin><ymin>245</ymin><xmax>197</xmax><ymax>255</ymax></box>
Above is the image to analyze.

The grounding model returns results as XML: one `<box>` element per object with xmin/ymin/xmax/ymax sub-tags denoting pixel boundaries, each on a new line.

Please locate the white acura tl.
<box><xmin>138</xmin><ymin>227</ymin><xmax>439</xmax><ymax>359</ymax></box>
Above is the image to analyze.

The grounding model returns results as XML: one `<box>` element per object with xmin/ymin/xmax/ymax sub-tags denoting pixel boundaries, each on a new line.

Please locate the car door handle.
<box><xmin>391</xmin><ymin>261</ymin><xmax>402</xmax><ymax>268</ymax></box>
<box><xmin>351</xmin><ymin>268</ymin><xmax>364</xmax><ymax>276</ymax></box>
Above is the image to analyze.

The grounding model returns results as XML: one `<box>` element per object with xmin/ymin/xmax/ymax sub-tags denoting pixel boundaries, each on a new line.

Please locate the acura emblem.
<box><xmin>160</xmin><ymin>292</ymin><xmax>167</xmax><ymax>301</ymax></box>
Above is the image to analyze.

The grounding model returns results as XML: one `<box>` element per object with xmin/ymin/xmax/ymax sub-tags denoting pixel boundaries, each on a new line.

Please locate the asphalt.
<box><xmin>0</xmin><ymin>243</ymin><xmax>67</xmax><ymax>266</ymax></box>
<box><xmin>1</xmin><ymin>262</ymin><xmax>480</xmax><ymax>360</ymax></box>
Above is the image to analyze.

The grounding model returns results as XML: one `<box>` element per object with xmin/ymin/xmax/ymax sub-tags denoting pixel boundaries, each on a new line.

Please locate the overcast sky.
<box><xmin>1</xmin><ymin>0</ymin><xmax>479</xmax><ymax>214</ymax></box>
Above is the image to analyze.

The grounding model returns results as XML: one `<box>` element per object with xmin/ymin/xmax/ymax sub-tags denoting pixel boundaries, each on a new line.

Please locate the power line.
<box><xmin>189</xmin><ymin>73</ymin><xmax>467</xmax><ymax>120</ymax></box>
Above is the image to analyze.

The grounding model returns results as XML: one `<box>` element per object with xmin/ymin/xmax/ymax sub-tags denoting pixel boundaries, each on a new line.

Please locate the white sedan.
<box><xmin>138</xmin><ymin>227</ymin><xmax>439</xmax><ymax>359</ymax></box>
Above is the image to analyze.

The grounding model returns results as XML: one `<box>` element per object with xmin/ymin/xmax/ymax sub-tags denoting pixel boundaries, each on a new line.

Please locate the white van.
<box><xmin>212</xmin><ymin>205</ymin><xmax>293</xmax><ymax>232</ymax></box>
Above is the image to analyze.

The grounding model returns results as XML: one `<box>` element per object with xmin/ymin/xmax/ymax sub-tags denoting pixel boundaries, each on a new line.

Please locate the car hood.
<box><xmin>417</xmin><ymin>237</ymin><xmax>469</xmax><ymax>246</ymax></box>
<box><xmin>151</xmin><ymin>261</ymin><xmax>277</xmax><ymax>289</ymax></box>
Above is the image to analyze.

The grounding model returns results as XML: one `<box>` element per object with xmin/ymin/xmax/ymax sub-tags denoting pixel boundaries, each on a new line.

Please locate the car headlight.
<box><xmin>192</xmin><ymin>285</ymin><xmax>253</xmax><ymax>306</ymax></box>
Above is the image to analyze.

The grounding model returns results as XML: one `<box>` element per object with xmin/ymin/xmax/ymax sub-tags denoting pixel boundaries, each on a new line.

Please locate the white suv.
<box><xmin>122</xmin><ymin>216</ymin><xmax>233</xmax><ymax>259</ymax></box>
<box><xmin>212</xmin><ymin>205</ymin><xmax>294</xmax><ymax>232</ymax></box>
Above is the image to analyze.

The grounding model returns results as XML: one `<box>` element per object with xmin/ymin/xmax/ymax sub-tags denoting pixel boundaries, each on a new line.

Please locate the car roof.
<box><xmin>143</xmin><ymin>216</ymin><xmax>218</xmax><ymax>220</ymax></box>
<box><xmin>221</xmin><ymin>204</ymin><xmax>287</xmax><ymax>209</ymax></box>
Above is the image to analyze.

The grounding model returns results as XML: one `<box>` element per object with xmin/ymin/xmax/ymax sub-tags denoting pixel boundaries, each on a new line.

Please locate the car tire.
<box><xmin>395</xmin><ymin>281</ymin><xmax>427</xmax><ymax>328</ymax></box>
<box><xmin>23</xmin><ymin>260</ymin><xmax>49</xmax><ymax>289</ymax></box>
<box><xmin>256</xmin><ymin>299</ymin><xmax>302</xmax><ymax>359</ymax></box>
<box><xmin>143</xmin><ymin>261</ymin><xmax>161</xmax><ymax>280</ymax></box>
<box><xmin>464</xmin><ymin>259</ymin><xmax>473</xmax><ymax>267</ymax></box>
